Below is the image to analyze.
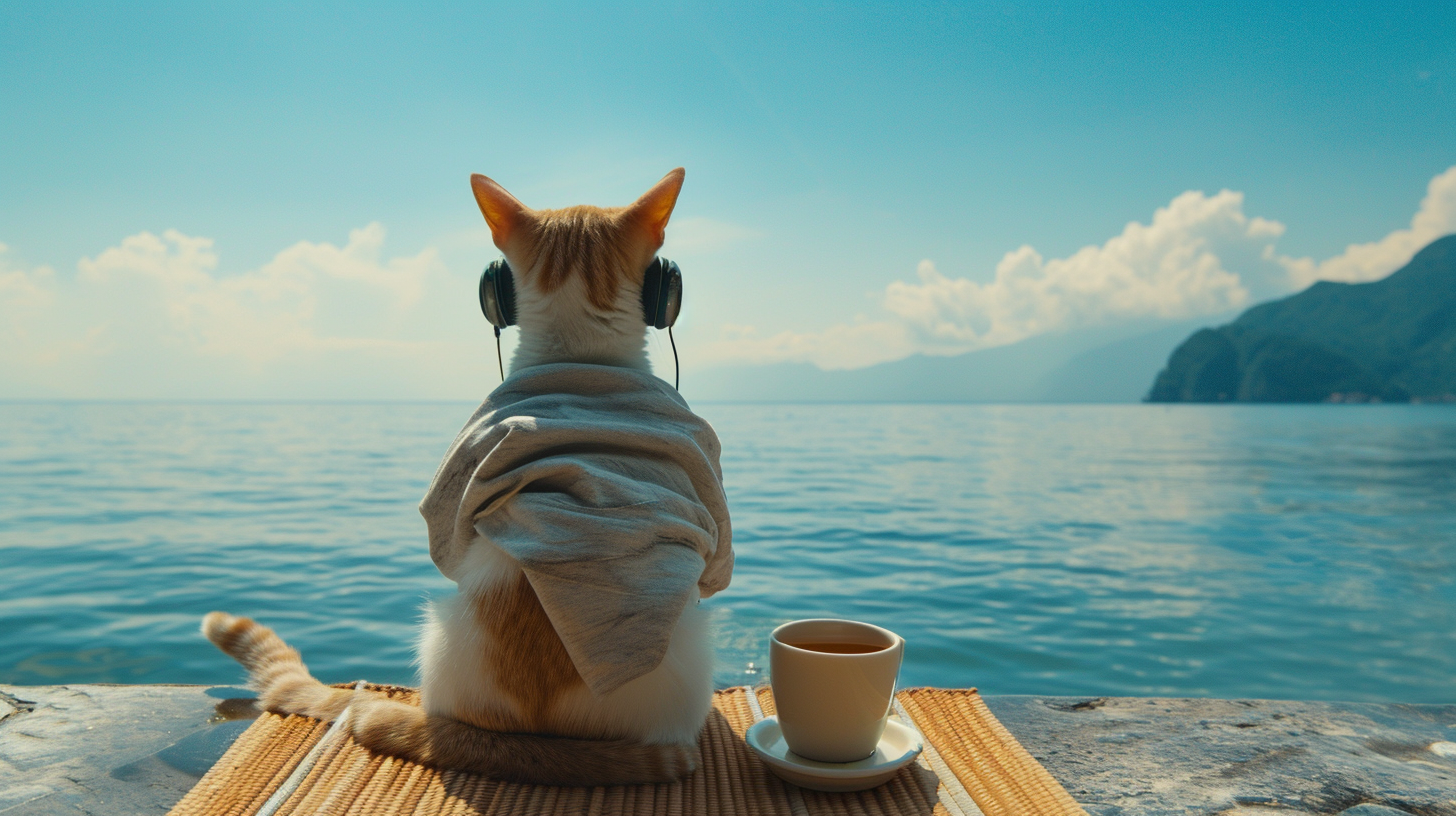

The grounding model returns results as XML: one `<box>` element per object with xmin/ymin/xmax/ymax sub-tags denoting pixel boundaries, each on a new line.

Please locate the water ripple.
<box><xmin>1</xmin><ymin>402</ymin><xmax>1453</xmax><ymax>702</ymax></box>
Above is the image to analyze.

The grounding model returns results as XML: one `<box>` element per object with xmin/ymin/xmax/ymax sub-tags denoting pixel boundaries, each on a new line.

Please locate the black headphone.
<box><xmin>479</xmin><ymin>257</ymin><xmax>683</xmax><ymax>385</ymax></box>
<box><xmin>478</xmin><ymin>256</ymin><xmax>682</xmax><ymax>331</ymax></box>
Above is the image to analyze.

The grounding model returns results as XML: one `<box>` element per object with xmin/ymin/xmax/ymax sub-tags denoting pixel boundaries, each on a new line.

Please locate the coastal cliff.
<box><xmin>1148</xmin><ymin>234</ymin><xmax>1456</xmax><ymax>403</ymax></box>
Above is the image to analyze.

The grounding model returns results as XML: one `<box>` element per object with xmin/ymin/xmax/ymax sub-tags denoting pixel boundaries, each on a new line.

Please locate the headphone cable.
<box><xmin>494</xmin><ymin>326</ymin><xmax>504</xmax><ymax>382</ymax></box>
<box><xmin>669</xmin><ymin>326</ymin><xmax>679</xmax><ymax>391</ymax></box>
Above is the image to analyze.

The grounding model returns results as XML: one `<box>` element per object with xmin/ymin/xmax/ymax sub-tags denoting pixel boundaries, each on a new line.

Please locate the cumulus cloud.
<box><xmin>884</xmin><ymin>189</ymin><xmax>1281</xmax><ymax>350</ymax></box>
<box><xmin>0</xmin><ymin>244</ymin><xmax>112</xmax><ymax>378</ymax></box>
<box><xmin>11</xmin><ymin>166</ymin><xmax>1455</xmax><ymax>391</ymax></box>
<box><xmin>705</xmin><ymin>189</ymin><xmax>1286</xmax><ymax>369</ymax></box>
<box><xmin>0</xmin><ymin>226</ymin><xmax>488</xmax><ymax>399</ymax></box>
<box><xmin>68</xmin><ymin>224</ymin><xmax>439</xmax><ymax>364</ymax></box>
<box><xmin>0</xmin><ymin>243</ymin><xmax>57</xmax><ymax>310</ymax></box>
<box><xmin>704</xmin><ymin>165</ymin><xmax>1456</xmax><ymax>370</ymax></box>
<box><xmin>1281</xmin><ymin>165</ymin><xmax>1456</xmax><ymax>287</ymax></box>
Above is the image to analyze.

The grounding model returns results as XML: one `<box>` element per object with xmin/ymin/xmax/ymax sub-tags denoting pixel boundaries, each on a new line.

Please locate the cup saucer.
<box><xmin>744</xmin><ymin>716</ymin><xmax>924</xmax><ymax>792</ymax></box>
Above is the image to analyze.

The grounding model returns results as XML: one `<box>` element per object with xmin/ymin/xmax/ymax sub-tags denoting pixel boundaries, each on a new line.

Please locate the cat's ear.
<box><xmin>471</xmin><ymin>174</ymin><xmax>529</xmax><ymax>249</ymax></box>
<box><xmin>625</xmin><ymin>168</ymin><xmax>685</xmax><ymax>248</ymax></box>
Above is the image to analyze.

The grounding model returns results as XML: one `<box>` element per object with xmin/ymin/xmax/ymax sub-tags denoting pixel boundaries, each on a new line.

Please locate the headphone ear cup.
<box><xmin>641</xmin><ymin>257</ymin><xmax>683</xmax><ymax>329</ymax></box>
<box><xmin>479</xmin><ymin>260</ymin><xmax>518</xmax><ymax>328</ymax></box>
<box><xmin>661</xmin><ymin>260</ymin><xmax>682</xmax><ymax>328</ymax></box>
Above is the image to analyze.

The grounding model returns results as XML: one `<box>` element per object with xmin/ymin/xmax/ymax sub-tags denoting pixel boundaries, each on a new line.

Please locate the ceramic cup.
<box><xmin>769</xmin><ymin>618</ymin><xmax>905</xmax><ymax>763</ymax></box>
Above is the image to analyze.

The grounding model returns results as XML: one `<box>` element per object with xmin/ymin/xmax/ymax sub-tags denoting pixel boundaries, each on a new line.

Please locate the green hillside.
<box><xmin>1147</xmin><ymin>234</ymin><xmax>1456</xmax><ymax>403</ymax></box>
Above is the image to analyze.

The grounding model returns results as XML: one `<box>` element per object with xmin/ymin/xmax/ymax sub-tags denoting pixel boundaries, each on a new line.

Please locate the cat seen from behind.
<box><xmin>204</xmin><ymin>168</ymin><xmax>735</xmax><ymax>786</ymax></box>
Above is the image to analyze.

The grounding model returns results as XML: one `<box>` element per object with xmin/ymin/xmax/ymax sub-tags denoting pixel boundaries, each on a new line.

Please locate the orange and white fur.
<box><xmin>204</xmin><ymin>169</ymin><xmax>710</xmax><ymax>786</ymax></box>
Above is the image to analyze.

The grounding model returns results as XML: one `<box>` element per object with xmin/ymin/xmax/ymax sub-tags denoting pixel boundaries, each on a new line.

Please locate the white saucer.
<box><xmin>744</xmin><ymin>716</ymin><xmax>924</xmax><ymax>792</ymax></box>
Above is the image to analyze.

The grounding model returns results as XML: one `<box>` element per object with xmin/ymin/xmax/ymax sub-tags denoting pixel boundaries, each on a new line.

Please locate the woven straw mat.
<box><xmin>169</xmin><ymin>685</ymin><xmax>1086</xmax><ymax>816</ymax></box>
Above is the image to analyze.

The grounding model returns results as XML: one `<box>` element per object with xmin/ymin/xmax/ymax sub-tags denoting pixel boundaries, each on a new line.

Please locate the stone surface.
<box><xmin>0</xmin><ymin>684</ymin><xmax>253</xmax><ymax>816</ymax></box>
<box><xmin>1</xmin><ymin>686</ymin><xmax>1452</xmax><ymax>815</ymax></box>
<box><xmin>986</xmin><ymin>695</ymin><xmax>1456</xmax><ymax>815</ymax></box>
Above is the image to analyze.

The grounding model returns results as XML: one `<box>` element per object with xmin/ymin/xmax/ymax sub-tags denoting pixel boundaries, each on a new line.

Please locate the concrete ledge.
<box><xmin>1</xmin><ymin>684</ymin><xmax>1452</xmax><ymax>815</ymax></box>
<box><xmin>0</xmin><ymin>684</ymin><xmax>253</xmax><ymax>816</ymax></box>
<box><xmin>984</xmin><ymin>695</ymin><xmax>1455</xmax><ymax>815</ymax></box>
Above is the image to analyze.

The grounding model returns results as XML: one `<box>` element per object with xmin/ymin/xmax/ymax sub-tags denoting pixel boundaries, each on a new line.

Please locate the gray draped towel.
<box><xmin>419</xmin><ymin>363</ymin><xmax>733</xmax><ymax>697</ymax></box>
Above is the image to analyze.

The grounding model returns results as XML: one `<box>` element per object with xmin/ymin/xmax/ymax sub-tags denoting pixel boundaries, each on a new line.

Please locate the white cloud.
<box><xmin>706</xmin><ymin>189</ymin><xmax>1286</xmax><ymax>369</ymax></box>
<box><xmin>10</xmin><ymin>165</ymin><xmax>1455</xmax><ymax>392</ymax></box>
<box><xmin>880</xmin><ymin>189</ymin><xmax>1288</xmax><ymax>353</ymax></box>
<box><xmin>0</xmin><ymin>245</ymin><xmax>79</xmax><ymax>372</ymax></box>
<box><xmin>1</xmin><ymin>217</ymin><xmax>759</xmax><ymax>397</ymax></box>
<box><xmin>0</xmin><ymin>243</ymin><xmax>57</xmax><ymax>310</ymax></box>
<box><xmin>71</xmin><ymin>224</ymin><xmax>439</xmax><ymax>363</ymax></box>
<box><xmin>0</xmin><ymin>225</ymin><xmax>491</xmax><ymax>399</ymax></box>
<box><xmin>702</xmin><ymin>165</ymin><xmax>1456</xmax><ymax>370</ymax></box>
<box><xmin>1281</xmin><ymin>165</ymin><xmax>1456</xmax><ymax>287</ymax></box>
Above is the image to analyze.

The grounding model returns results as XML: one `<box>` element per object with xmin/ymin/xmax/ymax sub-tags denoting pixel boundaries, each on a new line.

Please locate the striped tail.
<box><xmin>201</xmin><ymin>612</ymin><xmax>699</xmax><ymax>786</ymax></box>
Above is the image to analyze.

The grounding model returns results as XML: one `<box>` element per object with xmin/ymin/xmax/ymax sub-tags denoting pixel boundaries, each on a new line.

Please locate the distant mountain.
<box><xmin>689</xmin><ymin>316</ymin><xmax>1231</xmax><ymax>403</ymax></box>
<box><xmin>1147</xmin><ymin>234</ymin><xmax>1456</xmax><ymax>403</ymax></box>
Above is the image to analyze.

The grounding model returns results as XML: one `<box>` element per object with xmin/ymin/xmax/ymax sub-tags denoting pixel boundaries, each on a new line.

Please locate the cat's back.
<box><xmin>420</xmin><ymin>553</ymin><xmax>711</xmax><ymax>745</ymax></box>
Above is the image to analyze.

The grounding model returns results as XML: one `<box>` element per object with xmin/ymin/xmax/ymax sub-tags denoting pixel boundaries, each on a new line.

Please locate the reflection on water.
<box><xmin>11</xmin><ymin>647</ymin><xmax>166</xmax><ymax>681</ymax></box>
<box><xmin>1</xmin><ymin>402</ymin><xmax>1452</xmax><ymax>703</ymax></box>
<box><xmin>702</xmin><ymin>404</ymin><xmax>1456</xmax><ymax>702</ymax></box>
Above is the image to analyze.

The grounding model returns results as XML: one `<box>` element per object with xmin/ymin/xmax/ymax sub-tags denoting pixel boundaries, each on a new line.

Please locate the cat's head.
<box><xmin>470</xmin><ymin>169</ymin><xmax>685</xmax><ymax>373</ymax></box>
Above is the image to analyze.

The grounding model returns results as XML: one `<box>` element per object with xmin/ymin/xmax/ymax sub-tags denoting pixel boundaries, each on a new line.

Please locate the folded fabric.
<box><xmin>419</xmin><ymin>363</ymin><xmax>733</xmax><ymax>696</ymax></box>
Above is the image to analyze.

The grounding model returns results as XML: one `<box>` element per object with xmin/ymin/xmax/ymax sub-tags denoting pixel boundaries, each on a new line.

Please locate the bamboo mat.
<box><xmin>169</xmin><ymin>685</ymin><xmax>1086</xmax><ymax>816</ymax></box>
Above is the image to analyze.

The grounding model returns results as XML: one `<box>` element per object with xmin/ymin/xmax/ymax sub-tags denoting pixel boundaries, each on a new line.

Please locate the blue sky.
<box><xmin>2</xmin><ymin>2</ymin><xmax>1454</xmax><ymax>398</ymax></box>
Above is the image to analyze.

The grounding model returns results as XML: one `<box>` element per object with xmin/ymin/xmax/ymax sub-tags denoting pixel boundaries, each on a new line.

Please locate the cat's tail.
<box><xmin>201</xmin><ymin>612</ymin><xmax>699</xmax><ymax>786</ymax></box>
<box><xmin>202</xmin><ymin>611</ymin><xmax>356</xmax><ymax>721</ymax></box>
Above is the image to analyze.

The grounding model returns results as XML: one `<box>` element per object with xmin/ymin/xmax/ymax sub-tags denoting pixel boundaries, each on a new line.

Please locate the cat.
<box><xmin>204</xmin><ymin>168</ymin><xmax>723</xmax><ymax>786</ymax></box>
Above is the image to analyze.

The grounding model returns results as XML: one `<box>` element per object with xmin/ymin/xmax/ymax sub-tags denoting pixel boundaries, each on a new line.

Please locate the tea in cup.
<box><xmin>769</xmin><ymin>619</ymin><xmax>904</xmax><ymax>763</ymax></box>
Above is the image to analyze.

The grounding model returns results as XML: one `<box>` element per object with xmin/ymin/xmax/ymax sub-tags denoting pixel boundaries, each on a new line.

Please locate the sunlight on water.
<box><xmin>1</xmin><ymin>402</ymin><xmax>1452</xmax><ymax>702</ymax></box>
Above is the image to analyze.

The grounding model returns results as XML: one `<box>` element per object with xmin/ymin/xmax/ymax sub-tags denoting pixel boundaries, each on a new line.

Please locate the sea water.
<box><xmin>1</xmin><ymin>402</ymin><xmax>1452</xmax><ymax>703</ymax></box>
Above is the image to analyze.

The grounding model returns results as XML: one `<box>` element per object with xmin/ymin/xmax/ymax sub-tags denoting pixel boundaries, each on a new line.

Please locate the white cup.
<box><xmin>769</xmin><ymin>618</ymin><xmax>905</xmax><ymax>763</ymax></box>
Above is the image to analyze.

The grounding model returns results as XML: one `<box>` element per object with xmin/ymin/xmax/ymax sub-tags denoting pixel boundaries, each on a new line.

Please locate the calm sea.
<box><xmin>1</xmin><ymin>402</ymin><xmax>1452</xmax><ymax>703</ymax></box>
